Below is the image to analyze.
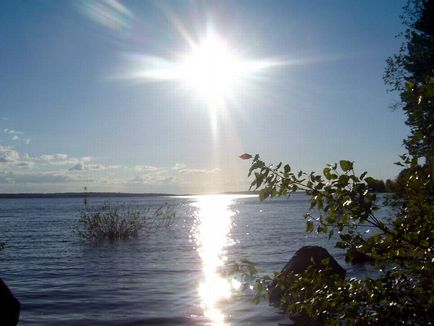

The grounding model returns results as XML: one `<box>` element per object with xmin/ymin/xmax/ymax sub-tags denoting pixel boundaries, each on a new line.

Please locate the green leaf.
<box><xmin>323</xmin><ymin>167</ymin><xmax>332</xmax><ymax>180</ymax></box>
<box><xmin>339</xmin><ymin>160</ymin><xmax>353</xmax><ymax>172</ymax></box>
<box><xmin>239</xmin><ymin>153</ymin><xmax>252</xmax><ymax>160</ymax></box>
<box><xmin>306</xmin><ymin>221</ymin><xmax>314</xmax><ymax>232</ymax></box>
<box><xmin>405</xmin><ymin>81</ymin><xmax>414</xmax><ymax>91</ymax></box>
<box><xmin>339</xmin><ymin>233</ymin><xmax>352</xmax><ymax>241</ymax></box>
<box><xmin>259</xmin><ymin>188</ymin><xmax>269</xmax><ymax>201</ymax></box>
<box><xmin>335</xmin><ymin>241</ymin><xmax>348</xmax><ymax>249</ymax></box>
<box><xmin>364</xmin><ymin>177</ymin><xmax>376</xmax><ymax>186</ymax></box>
<box><xmin>338</xmin><ymin>174</ymin><xmax>350</xmax><ymax>185</ymax></box>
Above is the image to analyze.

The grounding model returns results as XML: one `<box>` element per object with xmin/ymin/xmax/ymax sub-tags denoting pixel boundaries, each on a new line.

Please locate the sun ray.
<box><xmin>119</xmin><ymin>28</ymin><xmax>283</xmax><ymax>129</ymax></box>
<box><xmin>115</xmin><ymin>15</ymin><xmax>287</xmax><ymax>156</ymax></box>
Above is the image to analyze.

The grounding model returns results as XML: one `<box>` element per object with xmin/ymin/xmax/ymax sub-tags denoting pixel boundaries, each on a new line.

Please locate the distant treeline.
<box><xmin>369</xmin><ymin>167</ymin><xmax>420</xmax><ymax>193</ymax></box>
<box><xmin>0</xmin><ymin>191</ymin><xmax>259</xmax><ymax>199</ymax></box>
<box><xmin>0</xmin><ymin>192</ymin><xmax>176</xmax><ymax>199</ymax></box>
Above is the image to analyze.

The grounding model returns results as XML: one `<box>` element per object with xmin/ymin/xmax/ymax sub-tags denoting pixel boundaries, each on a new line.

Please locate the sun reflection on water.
<box><xmin>192</xmin><ymin>195</ymin><xmax>239</xmax><ymax>325</ymax></box>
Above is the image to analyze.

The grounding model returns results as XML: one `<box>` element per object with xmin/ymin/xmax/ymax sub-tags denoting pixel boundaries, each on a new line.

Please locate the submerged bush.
<box><xmin>76</xmin><ymin>203</ymin><xmax>176</xmax><ymax>242</ymax></box>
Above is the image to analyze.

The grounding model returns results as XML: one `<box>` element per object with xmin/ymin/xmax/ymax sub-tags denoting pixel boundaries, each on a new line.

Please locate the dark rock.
<box><xmin>282</xmin><ymin>246</ymin><xmax>346</xmax><ymax>276</ymax></box>
<box><xmin>0</xmin><ymin>278</ymin><xmax>20</xmax><ymax>326</ymax></box>
<box><xmin>269</xmin><ymin>246</ymin><xmax>346</xmax><ymax>303</ymax></box>
<box><xmin>268</xmin><ymin>246</ymin><xmax>346</xmax><ymax>326</ymax></box>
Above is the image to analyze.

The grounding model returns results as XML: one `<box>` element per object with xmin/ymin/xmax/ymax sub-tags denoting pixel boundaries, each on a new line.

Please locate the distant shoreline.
<box><xmin>0</xmin><ymin>192</ymin><xmax>176</xmax><ymax>199</ymax></box>
<box><xmin>0</xmin><ymin>191</ymin><xmax>258</xmax><ymax>199</ymax></box>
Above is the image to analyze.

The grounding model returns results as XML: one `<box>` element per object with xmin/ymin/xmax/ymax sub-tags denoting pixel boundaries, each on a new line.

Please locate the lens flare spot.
<box><xmin>81</xmin><ymin>0</ymin><xmax>133</xmax><ymax>31</ymax></box>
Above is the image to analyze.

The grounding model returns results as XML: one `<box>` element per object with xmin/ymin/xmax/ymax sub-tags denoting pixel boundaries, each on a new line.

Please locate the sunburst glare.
<box><xmin>177</xmin><ymin>30</ymin><xmax>251</xmax><ymax>109</ymax></box>
<box><xmin>117</xmin><ymin>24</ymin><xmax>283</xmax><ymax>135</ymax></box>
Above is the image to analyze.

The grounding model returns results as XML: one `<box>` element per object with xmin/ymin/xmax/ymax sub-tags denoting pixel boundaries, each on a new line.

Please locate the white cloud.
<box><xmin>107</xmin><ymin>165</ymin><xmax>122</xmax><ymax>169</ymax></box>
<box><xmin>172</xmin><ymin>162</ymin><xmax>187</xmax><ymax>171</ymax></box>
<box><xmin>0</xmin><ymin>146</ymin><xmax>19</xmax><ymax>162</ymax></box>
<box><xmin>40</xmin><ymin>154</ymin><xmax>55</xmax><ymax>161</ymax></box>
<box><xmin>130</xmin><ymin>175</ymin><xmax>177</xmax><ymax>185</ymax></box>
<box><xmin>14</xmin><ymin>161</ymin><xmax>34</xmax><ymax>169</ymax></box>
<box><xmin>68</xmin><ymin>162</ymin><xmax>106</xmax><ymax>171</ymax></box>
<box><xmin>178</xmin><ymin>167</ymin><xmax>221</xmax><ymax>175</ymax></box>
<box><xmin>135</xmin><ymin>165</ymin><xmax>161</xmax><ymax>172</ymax></box>
<box><xmin>37</xmin><ymin>153</ymin><xmax>91</xmax><ymax>166</ymax></box>
<box><xmin>3</xmin><ymin>129</ymin><xmax>23</xmax><ymax>135</ymax></box>
<box><xmin>171</xmin><ymin>162</ymin><xmax>220</xmax><ymax>175</ymax></box>
<box><xmin>9</xmin><ymin>172</ymin><xmax>93</xmax><ymax>184</ymax></box>
<box><xmin>39</xmin><ymin>153</ymin><xmax>70</xmax><ymax>162</ymax></box>
<box><xmin>87</xmin><ymin>163</ymin><xmax>106</xmax><ymax>170</ymax></box>
<box><xmin>0</xmin><ymin>128</ymin><xmax>31</xmax><ymax>145</ymax></box>
<box><xmin>0</xmin><ymin>144</ymin><xmax>225</xmax><ymax>191</ymax></box>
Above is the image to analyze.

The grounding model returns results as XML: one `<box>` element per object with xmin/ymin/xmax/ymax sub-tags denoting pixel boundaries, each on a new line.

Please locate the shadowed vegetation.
<box><xmin>236</xmin><ymin>154</ymin><xmax>433</xmax><ymax>324</ymax></box>
<box><xmin>76</xmin><ymin>203</ymin><xmax>176</xmax><ymax>242</ymax></box>
<box><xmin>234</xmin><ymin>1</ymin><xmax>434</xmax><ymax>324</ymax></box>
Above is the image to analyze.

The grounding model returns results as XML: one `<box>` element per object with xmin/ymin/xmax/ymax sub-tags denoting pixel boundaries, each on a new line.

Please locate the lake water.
<box><xmin>0</xmin><ymin>194</ymin><xmax>363</xmax><ymax>325</ymax></box>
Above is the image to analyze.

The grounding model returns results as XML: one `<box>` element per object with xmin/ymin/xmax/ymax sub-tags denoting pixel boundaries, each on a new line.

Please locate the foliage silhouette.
<box><xmin>384</xmin><ymin>0</ymin><xmax>434</xmax><ymax>165</ymax></box>
<box><xmin>235</xmin><ymin>1</ymin><xmax>434</xmax><ymax>324</ymax></box>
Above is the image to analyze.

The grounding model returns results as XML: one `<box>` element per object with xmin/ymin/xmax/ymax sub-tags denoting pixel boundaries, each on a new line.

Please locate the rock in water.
<box><xmin>268</xmin><ymin>246</ymin><xmax>346</xmax><ymax>325</ymax></box>
<box><xmin>0</xmin><ymin>278</ymin><xmax>20</xmax><ymax>326</ymax></box>
<box><xmin>281</xmin><ymin>245</ymin><xmax>345</xmax><ymax>277</ymax></box>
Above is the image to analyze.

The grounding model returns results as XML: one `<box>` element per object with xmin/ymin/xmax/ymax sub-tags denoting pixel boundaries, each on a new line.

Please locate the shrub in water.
<box><xmin>76</xmin><ymin>203</ymin><xmax>176</xmax><ymax>242</ymax></box>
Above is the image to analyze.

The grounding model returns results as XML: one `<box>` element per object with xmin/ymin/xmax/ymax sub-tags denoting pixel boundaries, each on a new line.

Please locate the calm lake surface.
<box><xmin>0</xmin><ymin>194</ymin><xmax>364</xmax><ymax>325</ymax></box>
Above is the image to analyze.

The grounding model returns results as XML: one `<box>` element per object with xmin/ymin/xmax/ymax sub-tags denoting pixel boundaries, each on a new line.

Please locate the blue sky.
<box><xmin>0</xmin><ymin>0</ymin><xmax>408</xmax><ymax>193</ymax></box>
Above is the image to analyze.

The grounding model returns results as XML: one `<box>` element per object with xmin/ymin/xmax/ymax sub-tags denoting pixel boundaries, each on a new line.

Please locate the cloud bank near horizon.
<box><xmin>0</xmin><ymin>129</ymin><xmax>246</xmax><ymax>193</ymax></box>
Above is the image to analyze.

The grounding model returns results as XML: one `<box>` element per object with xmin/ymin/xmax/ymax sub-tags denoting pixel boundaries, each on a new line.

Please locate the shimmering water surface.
<box><xmin>0</xmin><ymin>194</ymin><xmax>356</xmax><ymax>325</ymax></box>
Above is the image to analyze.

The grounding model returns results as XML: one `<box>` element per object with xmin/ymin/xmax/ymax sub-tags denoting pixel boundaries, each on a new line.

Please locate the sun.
<box><xmin>177</xmin><ymin>31</ymin><xmax>245</xmax><ymax>109</ymax></box>
<box><xmin>119</xmin><ymin>25</ymin><xmax>283</xmax><ymax>133</ymax></box>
